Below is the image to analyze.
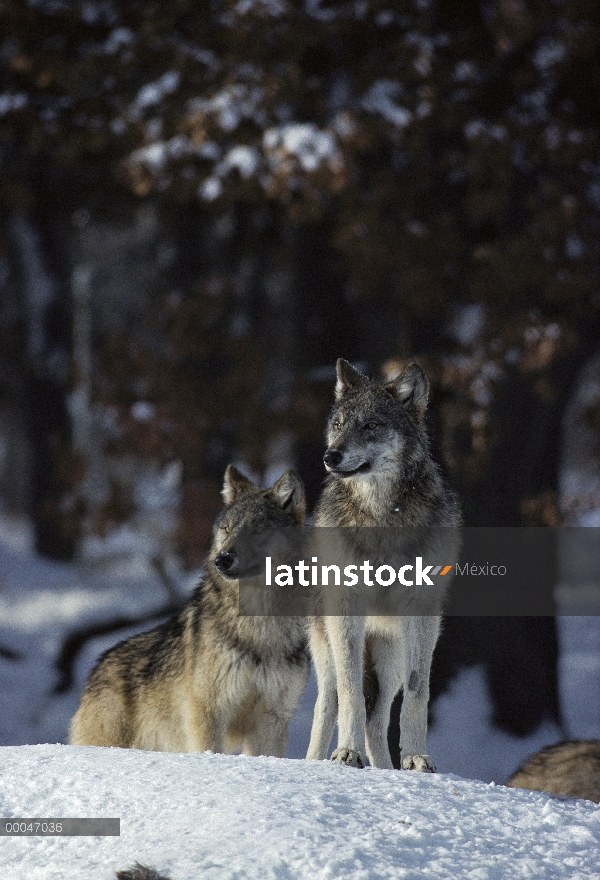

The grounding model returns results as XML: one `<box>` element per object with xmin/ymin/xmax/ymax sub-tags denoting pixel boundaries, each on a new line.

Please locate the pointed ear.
<box><xmin>335</xmin><ymin>358</ymin><xmax>367</xmax><ymax>400</ymax></box>
<box><xmin>267</xmin><ymin>470</ymin><xmax>306</xmax><ymax>524</ymax></box>
<box><xmin>386</xmin><ymin>363</ymin><xmax>429</xmax><ymax>422</ymax></box>
<box><xmin>222</xmin><ymin>465</ymin><xmax>255</xmax><ymax>505</ymax></box>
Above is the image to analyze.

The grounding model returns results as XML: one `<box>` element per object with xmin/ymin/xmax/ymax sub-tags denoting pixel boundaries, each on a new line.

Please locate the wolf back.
<box><xmin>69</xmin><ymin>466</ymin><xmax>309</xmax><ymax>757</ymax></box>
<box><xmin>507</xmin><ymin>740</ymin><xmax>600</xmax><ymax>803</ymax></box>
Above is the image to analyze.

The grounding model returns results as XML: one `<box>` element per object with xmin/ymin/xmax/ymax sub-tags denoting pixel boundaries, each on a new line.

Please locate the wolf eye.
<box><xmin>223</xmin><ymin>524</ymin><xmax>231</xmax><ymax>535</ymax></box>
<box><xmin>365</xmin><ymin>422</ymin><xmax>380</xmax><ymax>430</ymax></box>
<box><xmin>333</xmin><ymin>420</ymin><xmax>342</xmax><ymax>431</ymax></box>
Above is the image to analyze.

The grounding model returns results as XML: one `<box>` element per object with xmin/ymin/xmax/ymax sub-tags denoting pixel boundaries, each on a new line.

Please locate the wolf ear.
<box><xmin>386</xmin><ymin>363</ymin><xmax>429</xmax><ymax>422</ymax></box>
<box><xmin>267</xmin><ymin>470</ymin><xmax>306</xmax><ymax>524</ymax></box>
<box><xmin>222</xmin><ymin>465</ymin><xmax>255</xmax><ymax>505</ymax></box>
<box><xmin>335</xmin><ymin>358</ymin><xmax>367</xmax><ymax>400</ymax></box>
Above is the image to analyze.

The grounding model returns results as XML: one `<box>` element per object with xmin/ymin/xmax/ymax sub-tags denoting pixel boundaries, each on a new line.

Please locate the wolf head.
<box><xmin>323</xmin><ymin>358</ymin><xmax>430</xmax><ymax>482</ymax></box>
<box><xmin>211</xmin><ymin>465</ymin><xmax>305</xmax><ymax>580</ymax></box>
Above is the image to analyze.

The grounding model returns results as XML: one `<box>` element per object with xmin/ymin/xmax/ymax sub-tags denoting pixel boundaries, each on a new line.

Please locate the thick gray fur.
<box><xmin>70</xmin><ymin>467</ymin><xmax>309</xmax><ymax>757</ymax></box>
<box><xmin>116</xmin><ymin>865</ymin><xmax>170</xmax><ymax>880</ymax></box>
<box><xmin>306</xmin><ymin>359</ymin><xmax>461</xmax><ymax>771</ymax></box>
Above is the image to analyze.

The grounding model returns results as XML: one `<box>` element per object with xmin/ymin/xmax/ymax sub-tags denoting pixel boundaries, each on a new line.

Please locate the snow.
<box><xmin>263</xmin><ymin>123</ymin><xmax>340</xmax><ymax>173</ymax></box>
<box><xmin>305</xmin><ymin>0</ymin><xmax>336</xmax><ymax>22</ymax></box>
<box><xmin>464</xmin><ymin>120</ymin><xmax>486</xmax><ymax>140</ymax></box>
<box><xmin>200</xmin><ymin>177</ymin><xmax>223</xmax><ymax>202</ymax></box>
<box><xmin>565</xmin><ymin>233</ymin><xmax>585</xmax><ymax>260</ymax></box>
<box><xmin>187</xmin><ymin>85</ymin><xmax>265</xmax><ymax>134</ymax></box>
<box><xmin>587</xmin><ymin>181</ymin><xmax>600</xmax><ymax>211</ymax></box>
<box><xmin>533</xmin><ymin>39</ymin><xmax>566</xmax><ymax>72</ymax></box>
<box><xmin>196</xmin><ymin>141</ymin><xmax>221</xmax><ymax>161</ymax></box>
<box><xmin>361</xmin><ymin>81</ymin><xmax>412</xmax><ymax>129</ymax></box>
<box><xmin>131</xmin><ymin>402</ymin><xmax>155</xmax><ymax>422</ymax></box>
<box><xmin>465</xmin><ymin>120</ymin><xmax>508</xmax><ymax>143</ymax></box>
<box><xmin>559</xmin><ymin>617</ymin><xmax>600</xmax><ymax>739</ymax></box>
<box><xmin>376</xmin><ymin>10</ymin><xmax>394</xmax><ymax>27</ymax></box>
<box><xmin>0</xmin><ymin>93</ymin><xmax>27</xmax><ymax>116</ymax></box>
<box><xmin>134</xmin><ymin>72</ymin><xmax>181</xmax><ymax>112</ymax></box>
<box><xmin>235</xmin><ymin>0</ymin><xmax>287</xmax><ymax>16</ymax></box>
<box><xmin>427</xmin><ymin>667</ymin><xmax>562</xmax><ymax>785</ymax></box>
<box><xmin>1</xmin><ymin>745</ymin><xmax>599</xmax><ymax>880</ymax></box>
<box><xmin>559</xmin><ymin>353</ymin><xmax>600</xmax><ymax>520</ymax></box>
<box><xmin>130</xmin><ymin>135</ymin><xmax>224</xmax><ymax>178</ymax></box>
<box><xmin>219</xmin><ymin>145</ymin><xmax>260</xmax><ymax>179</ymax></box>
<box><xmin>448</xmin><ymin>303</ymin><xmax>486</xmax><ymax>347</ymax></box>
<box><xmin>128</xmin><ymin>143</ymin><xmax>168</xmax><ymax>171</ymax></box>
<box><xmin>103</xmin><ymin>28</ymin><xmax>135</xmax><ymax>54</ymax></box>
<box><xmin>453</xmin><ymin>61</ymin><xmax>478</xmax><ymax>83</ymax></box>
<box><xmin>79</xmin><ymin>1</ymin><xmax>118</xmax><ymax>27</ymax></box>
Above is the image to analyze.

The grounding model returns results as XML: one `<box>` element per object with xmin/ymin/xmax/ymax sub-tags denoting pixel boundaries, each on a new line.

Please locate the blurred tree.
<box><xmin>1</xmin><ymin>0</ymin><xmax>599</xmax><ymax>531</ymax></box>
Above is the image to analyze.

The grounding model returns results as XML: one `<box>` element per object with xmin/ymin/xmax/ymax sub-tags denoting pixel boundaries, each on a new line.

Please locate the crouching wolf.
<box><xmin>70</xmin><ymin>466</ymin><xmax>309</xmax><ymax>756</ymax></box>
<box><xmin>507</xmin><ymin>740</ymin><xmax>600</xmax><ymax>803</ymax></box>
<box><xmin>306</xmin><ymin>359</ymin><xmax>461</xmax><ymax>771</ymax></box>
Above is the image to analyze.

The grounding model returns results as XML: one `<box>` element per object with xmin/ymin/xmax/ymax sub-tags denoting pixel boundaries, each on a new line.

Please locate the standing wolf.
<box><xmin>70</xmin><ymin>466</ymin><xmax>309</xmax><ymax>756</ymax></box>
<box><xmin>306</xmin><ymin>359</ymin><xmax>461</xmax><ymax>771</ymax></box>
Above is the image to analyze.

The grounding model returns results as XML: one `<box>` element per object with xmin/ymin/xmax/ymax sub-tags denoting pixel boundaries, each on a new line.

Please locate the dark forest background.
<box><xmin>1</xmin><ymin>0</ymin><xmax>600</xmax><ymax>755</ymax></box>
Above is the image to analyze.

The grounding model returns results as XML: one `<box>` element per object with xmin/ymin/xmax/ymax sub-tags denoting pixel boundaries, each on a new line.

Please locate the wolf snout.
<box><xmin>214</xmin><ymin>552</ymin><xmax>238</xmax><ymax>576</ymax></box>
<box><xmin>324</xmin><ymin>449</ymin><xmax>343</xmax><ymax>468</ymax></box>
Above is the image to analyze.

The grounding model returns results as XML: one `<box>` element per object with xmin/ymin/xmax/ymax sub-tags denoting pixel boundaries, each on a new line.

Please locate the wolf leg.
<box><xmin>398</xmin><ymin>616</ymin><xmax>440</xmax><ymax>771</ymax></box>
<box><xmin>69</xmin><ymin>687</ymin><xmax>130</xmax><ymax>747</ymax></box>
<box><xmin>326</xmin><ymin>615</ymin><xmax>366</xmax><ymax>767</ymax></box>
<box><xmin>307</xmin><ymin>622</ymin><xmax>338</xmax><ymax>760</ymax></box>
<box><xmin>187</xmin><ymin>703</ymin><xmax>227</xmax><ymax>754</ymax></box>
<box><xmin>244</xmin><ymin>711</ymin><xmax>290</xmax><ymax>758</ymax></box>
<box><xmin>365</xmin><ymin>634</ymin><xmax>403</xmax><ymax>770</ymax></box>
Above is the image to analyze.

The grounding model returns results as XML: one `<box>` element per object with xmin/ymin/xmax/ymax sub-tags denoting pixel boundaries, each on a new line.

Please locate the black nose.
<box><xmin>324</xmin><ymin>449</ymin><xmax>343</xmax><ymax>468</ymax></box>
<box><xmin>215</xmin><ymin>552</ymin><xmax>236</xmax><ymax>573</ymax></box>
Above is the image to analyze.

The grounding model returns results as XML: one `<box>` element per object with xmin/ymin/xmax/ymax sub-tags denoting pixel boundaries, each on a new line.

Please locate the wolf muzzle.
<box><xmin>214</xmin><ymin>552</ymin><xmax>239</xmax><ymax>578</ymax></box>
<box><xmin>324</xmin><ymin>448</ymin><xmax>371</xmax><ymax>476</ymax></box>
<box><xmin>323</xmin><ymin>449</ymin><xmax>343</xmax><ymax>468</ymax></box>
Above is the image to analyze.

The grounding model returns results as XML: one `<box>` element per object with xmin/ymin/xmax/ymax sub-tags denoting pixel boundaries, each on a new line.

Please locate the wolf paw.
<box><xmin>331</xmin><ymin>748</ymin><xmax>364</xmax><ymax>768</ymax></box>
<box><xmin>402</xmin><ymin>754</ymin><xmax>436</xmax><ymax>772</ymax></box>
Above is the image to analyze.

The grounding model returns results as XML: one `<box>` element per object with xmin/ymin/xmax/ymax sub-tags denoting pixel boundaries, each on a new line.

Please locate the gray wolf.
<box><xmin>70</xmin><ymin>466</ymin><xmax>309</xmax><ymax>756</ymax></box>
<box><xmin>116</xmin><ymin>865</ymin><xmax>170</xmax><ymax>880</ymax></box>
<box><xmin>507</xmin><ymin>740</ymin><xmax>600</xmax><ymax>802</ymax></box>
<box><xmin>306</xmin><ymin>359</ymin><xmax>461</xmax><ymax>770</ymax></box>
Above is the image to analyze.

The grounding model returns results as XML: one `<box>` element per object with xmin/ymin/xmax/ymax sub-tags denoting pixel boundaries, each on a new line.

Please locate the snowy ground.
<box><xmin>1</xmin><ymin>515</ymin><xmax>600</xmax><ymax>878</ymax></box>
<box><xmin>1</xmin><ymin>745</ymin><xmax>599</xmax><ymax>880</ymax></box>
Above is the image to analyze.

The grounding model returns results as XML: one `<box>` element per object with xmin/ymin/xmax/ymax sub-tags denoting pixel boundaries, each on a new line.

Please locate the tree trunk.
<box><xmin>9</xmin><ymin>209</ymin><xmax>75</xmax><ymax>560</ymax></box>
